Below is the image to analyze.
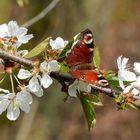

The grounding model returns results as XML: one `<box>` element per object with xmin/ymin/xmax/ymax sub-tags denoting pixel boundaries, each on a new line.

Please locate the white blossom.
<box><xmin>0</xmin><ymin>89</ymin><xmax>32</xmax><ymax>120</ymax></box>
<box><xmin>68</xmin><ymin>80</ymin><xmax>91</xmax><ymax>97</ymax></box>
<box><xmin>50</xmin><ymin>37</ymin><xmax>68</xmax><ymax>50</ymax></box>
<box><xmin>0</xmin><ymin>21</ymin><xmax>33</xmax><ymax>48</ymax></box>
<box><xmin>117</xmin><ymin>56</ymin><xmax>136</xmax><ymax>89</ymax></box>
<box><xmin>18</xmin><ymin>60</ymin><xmax>60</xmax><ymax>97</ymax></box>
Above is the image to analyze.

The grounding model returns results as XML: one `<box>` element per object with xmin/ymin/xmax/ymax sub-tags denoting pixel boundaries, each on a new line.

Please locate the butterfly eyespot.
<box><xmin>98</xmin><ymin>80</ymin><xmax>109</xmax><ymax>87</ymax></box>
<box><xmin>83</xmin><ymin>33</ymin><xmax>93</xmax><ymax>45</ymax></box>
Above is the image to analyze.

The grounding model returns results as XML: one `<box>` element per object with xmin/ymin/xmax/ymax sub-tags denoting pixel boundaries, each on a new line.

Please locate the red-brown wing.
<box><xmin>66</xmin><ymin>41</ymin><xmax>93</xmax><ymax>68</ymax></box>
<box><xmin>66</xmin><ymin>29</ymin><xmax>94</xmax><ymax>68</ymax></box>
<box><xmin>69</xmin><ymin>70</ymin><xmax>108</xmax><ymax>87</ymax></box>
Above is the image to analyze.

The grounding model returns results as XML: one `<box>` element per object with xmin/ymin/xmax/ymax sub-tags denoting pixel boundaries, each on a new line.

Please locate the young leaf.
<box><xmin>83</xmin><ymin>90</ymin><xmax>103</xmax><ymax>106</ymax></box>
<box><xmin>25</xmin><ymin>37</ymin><xmax>51</xmax><ymax>58</ymax></box>
<box><xmin>59</xmin><ymin>63</ymin><xmax>69</xmax><ymax>73</ymax></box>
<box><xmin>79</xmin><ymin>96</ymin><xmax>96</xmax><ymax>130</ymax></box>
<box><xmin>93</xmin><ymin>46</ymin><xmax>101</xmax><ymax>70</ymax></box>
<box><xmin>58</xmin><ymin>39</ymin><xmax>74</xmax><ymax>59</ymax></box>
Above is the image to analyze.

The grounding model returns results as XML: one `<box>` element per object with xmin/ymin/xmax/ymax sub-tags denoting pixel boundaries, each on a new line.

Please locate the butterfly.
<box><xmin>66</xmin><ymin>29</ymin><xmax>108</xmax><ymax>87</ymax></box>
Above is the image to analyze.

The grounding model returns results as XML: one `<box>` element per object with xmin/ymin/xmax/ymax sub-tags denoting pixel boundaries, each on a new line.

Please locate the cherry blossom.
<box><xmin>68</xmin><ymin>80</ymin><xmax>91</xmax><ymax>97</ymax></box>
<box><xmin>50</xmin><ymin>37</ymin><xmax>68</xmax><ymax>50</ymax></box>
<box><xmin>0</xmin><ymin>88</ymin><xmax>32</xmax><ymax>120</ymax></box>
<box><xmin>117</xmin><ymin>56</ymin><xmax>136</xmax><ymax>89</ymax></box>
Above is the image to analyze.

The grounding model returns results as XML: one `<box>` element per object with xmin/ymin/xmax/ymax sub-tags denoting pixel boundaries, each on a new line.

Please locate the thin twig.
<box><xmin>0</xmin><ymin>50</ymin><xmax>35</xmax><ymax>67</ymax></box>
<box><xmin>22</xmin><ymin>0</ymin><xmax>61</xmax><ymax>27</ymax></box>
<box><xmin>0</xmin><ymin>50</ymin><xmax>121</xmax><ymax>98</ymax></box>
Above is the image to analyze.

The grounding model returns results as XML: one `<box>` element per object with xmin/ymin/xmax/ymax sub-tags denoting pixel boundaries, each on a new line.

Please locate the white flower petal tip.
<box><xmin>7</xmin><ymin>102</ymin><xmax>20</xmax><ymax>121</ymax></box>
<box><xmin>40</xmin><ymin>61</ymin><xmax>48</xmax><ymax>71</ymax></box>
<box><xmin>41</xmin><ymin>74</ymin><xmax>53</xmax><ymax>88</ymax></box>
<box><xmin>68</xmin><ymin>80</ymin><xmax>91</xmax><ymax>98</ymax></box>
<box><xmin>68</xmin><ymin>80</ymin><xmax>78</xmax><ymax>97</ymax></box>
<box><xmin>18</xmin><ymin>69</ymin><xmax>32</xmax><ymax>79</ymax></box>
<box><xmin>117</xmin><ymin>56</ymin><xmax>129</xmax><ymax>70</ymax></box>
<box><xmin>50</xmin><ymin>37</ymin><xmax>68</xmax><ymax>50</ymax></box>
<box><xmin>134</xmin><ymin>62</ymin><xmax>140</xmax><ymax>74</ymax></box>
<box><xmin>48</xmin><ymin>60</ymin><xmax>60</xmax><ymax>72</ymax></box>
<box><xmin>28</xmin><ymin>77</ymin><xmax>40</xmax><ymax>93</ymax></box>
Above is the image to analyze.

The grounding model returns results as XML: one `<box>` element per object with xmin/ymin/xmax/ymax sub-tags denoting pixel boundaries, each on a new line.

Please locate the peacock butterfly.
<box><xmin>66</xmin><ymin>29</ymin><xmax>108</xmax><ymax>87</ymax></box>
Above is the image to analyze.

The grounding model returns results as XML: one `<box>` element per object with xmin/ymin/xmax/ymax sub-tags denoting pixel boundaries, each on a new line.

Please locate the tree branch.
<box><xmin>0</xmin><ymin>50</ymin><xmax>121</xmax><ymax>98</ymax></box>
<box><xmin>0</xmin><ymin>50</ymin><xmax>34</xmax><ymax>67</ymax></box>
<box><xmin>22</xmin><ymin>0</ymin><xmax>61</xmax><ymax>27</ymax></box>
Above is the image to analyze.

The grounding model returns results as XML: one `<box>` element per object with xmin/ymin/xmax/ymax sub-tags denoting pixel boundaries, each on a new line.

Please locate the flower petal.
<box><xmin>134</xmin><ymin>62</ymin><xmax>140</xmax><ymax>74</ymax></box>
<box><xmin>28</xmin><ymin>76</ymin><xmax>40</xmax><ymax>92</ymax></box>
<box><xmin>41</xmin><ymin>74</ymin><xmax>53</xmax><ymax>88</ymax></box>
<box><xmin>0</xmin><ymin>24</ymin><xmax>8</xmax><ymax>37</ymax></box>
<box><xmin>68</xmin><ymin>80</ymin><xmax>78</xmax><ymax>97</ymax></box>
<box><xmin>118</xmin><ymin>70</ymin><xmax>136</xmax><ymax>82</ymax></box>
<box><xmin>7</xmin><ymin>102</ymin><xmax>20</xmax><ymax>120</ymax></box>
<box><xmin>32</xmin><ymin>86</ymin><xmax>43</xmax><ymax>97</ymax></box>
<box><xmin>40</xmin><ymin>61</ymin><xmax>48</xmax><ymax>71</ymax></box>
<box><xmin>78</xmin><ymin>81</ymin><xmax>91</xmax><ymax>93</ymax></box>
<box><xmin>50</xmin><ymin>37</ymin><xmax>67</xmax><ymax>50</ymax></box>
<box><xmin>18</xmin><ymin>69</ymin><xmax>32</xmax><ymax>79</ymax></box>
<box><xmin>0</xmin><ymin>99</ymin><xmax>10</xmax><ymax>114</ymax></box>
<box><xmin>48</xmin><ymin>60</ymin><xmax>60</xmax><ymax>72</ymax></box>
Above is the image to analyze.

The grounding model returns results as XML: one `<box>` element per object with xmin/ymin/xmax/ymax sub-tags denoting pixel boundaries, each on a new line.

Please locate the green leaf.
<box><xmin>59</xmin><ymin>39</ymin><xmax>74</xmax><ymax>59</ymax></box>
<box><xmin>79</xmin><ymin>96</ymin><xmax>96</xmax><ymax>130</ymax></box>
<box><xmin>25</xmin><ymin>37</ymin><xmax>51</xmax><ymax>58</ymax></box>
<box><xmin>0</xmin><ymin>75</ymin><xmax>6</xmax><ymax>84</ymax></box>
<box><xmin>93</xmin><ymin>46</ymin><xmax>101</xmax><ymax>70</ymax></box>
<box><xmin>83</xmin><ymin>90</ymin><xmax>103</xmax><ymax>106</ymax></box>
<box><xmin>59</xmin><ymin>63</ymin><xmax>69</xmax><ymax>73</ymax></box>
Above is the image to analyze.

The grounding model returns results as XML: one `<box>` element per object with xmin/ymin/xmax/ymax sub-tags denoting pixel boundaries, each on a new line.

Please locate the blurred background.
<box><xmin>0</xmin><ymin>0</ymin><xmax>140</xmax><ymax>140</ymax></box>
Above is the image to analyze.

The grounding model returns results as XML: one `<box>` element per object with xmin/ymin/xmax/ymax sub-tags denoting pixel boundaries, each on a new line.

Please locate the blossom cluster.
<box><xmin>117</xmin><ymin>56</ymin><xmax>140</xmax><ymax>99</ymax></box>
<box><xmin>0</xmin><ymin>21</ymin><xmax>69</xmax><ymax>120</ymax></box>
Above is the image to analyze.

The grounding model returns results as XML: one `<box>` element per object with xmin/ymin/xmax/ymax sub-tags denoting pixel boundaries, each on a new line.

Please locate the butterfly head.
<box><xmin>80</xmin><ymin>29</ymin><xmax>94</xmax><ymax>47</ymax></box>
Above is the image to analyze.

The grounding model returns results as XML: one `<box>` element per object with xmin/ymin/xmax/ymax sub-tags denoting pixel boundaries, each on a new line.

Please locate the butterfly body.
<box><xmin>66</xmin><ymin>29</ymin><xmax>108</xmax><ymax>87</ymax></box>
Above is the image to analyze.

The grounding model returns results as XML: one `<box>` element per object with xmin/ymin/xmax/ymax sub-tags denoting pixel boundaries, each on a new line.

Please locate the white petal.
<box><xmin>50</xmin><ymin>37</ymin><xmax>66</xmax><ymax>50</ymax></box>
<box><xmin>40</xmin><ymin>61</ymin><xmax>48</xmax><ymax>71</ymax></box>
<box><xmin>28</xmin><ymin>76</ymin><xmax>40</xmax><ymax>92</ymax></box>
<box><xmin>16</xmin><ymin>89</ymin><xmax>32</xmax><ymax>104</ymax></box>
<box><xmin>41</xmin><ymin>74</ymin><xmax>53</xmax><ymax>88</ymax></box>
<box><xmin>121</xmin><ymin>57</ymin><xmax>129</xmax><ymax>70</ymax></box>
<box><xmin>18</xmin><ymin>69</ymin><xmax>32</xmax><ymax>79</ymax></box>
<box><xmin>48</xmin><ymin>60</ymin><xmax>60</xmax><ymax>72</ymax></box>
<box><xmin>17</xmin><ymin>99</ymin><xmax>30</xmax><ymax>113</ymax></box>
<box><xmin>0</xmin><ymin>99</ymin><xmax>10</xmax><ymax>114</ymax></box>
<box><xmin>118</xmin><ymin>70</ymin><xmax>136</xmax><ymax>81</ymax></box>
<box><xmin>15</xmin><ymin>27</ymin><xmax>27</xmax><ymax>37</ymax></box>
<box><xmin>134</xmin><ymin>62</ymin><xmax>140</xmax><ymax>74</ymax></box>
<box><xmin>16</xmin><ymin>91</ymin><xmax>31</xmax><ymax>113</ymax></box>
<box><xmin>32</xmin><ymin>86</ymin><xmax>43</xmax><ymax>97</ymax></box>
<box><xmin>18</xmin><ymin>34</ymin><xmax>33</xmax><ymax>43</ymax></box>
<box><xmin>0</xmin><ymin>24</ymin><xmax>8</xmax><ymax>37</ymax></box>
<box><xmin>8</xmin><ymin>21</ymin><xmax>19</xmax><ymax>36</ymax></box>
<box><xmin>7</xmin><ymin>102</ymin><xmax>20</xmax><ymax>120</ymax></box>
<box><xmin>68</xmin><ymin>80</ymin><xmax>78</xmax><ymax>97</ymax></box>
<box><xmin>131</xmin><ymin>88</ymin><xmax>140</xmax><ymax>95</ymax></box>
<box><xmin>119</xmin><ymin>79</ymin><xmax>125</xmax><ymax>89</ymax></box>
<box><xmin>123</xmin><ymin>86</ymin><xmax>132</xmax><ymax>94</ymax></box>
<box><xmin>117</xmin><ymin>56</ymin><xmax>129</xmax><ymax>70</ymax></box>
<box><xmin>78</xmin><ymin>81</ymin><xmax>91</xmax><ymax>93</ymax></box>
<box><xmin>117</xmin><ymin>56</ymin><xmax>122</xmax><ymax>70</ymax></box>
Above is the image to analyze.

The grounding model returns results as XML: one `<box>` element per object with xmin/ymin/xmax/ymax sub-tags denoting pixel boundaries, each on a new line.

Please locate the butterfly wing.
<box><xmin>69</xmin><ymin>70</ymin><xmax>108</xmax><ymax>87</ymax></box>
<box><xmin>66</xmin><ymin>29</ymin><xmax>94</xmax><ymax>68</ymax></box>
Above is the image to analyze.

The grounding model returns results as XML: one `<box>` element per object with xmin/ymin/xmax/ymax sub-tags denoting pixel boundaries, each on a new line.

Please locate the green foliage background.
<box><xmin>0</xmin><ymin>0</ymin><xmax>140</xmax><ymax>140</ymax></box>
